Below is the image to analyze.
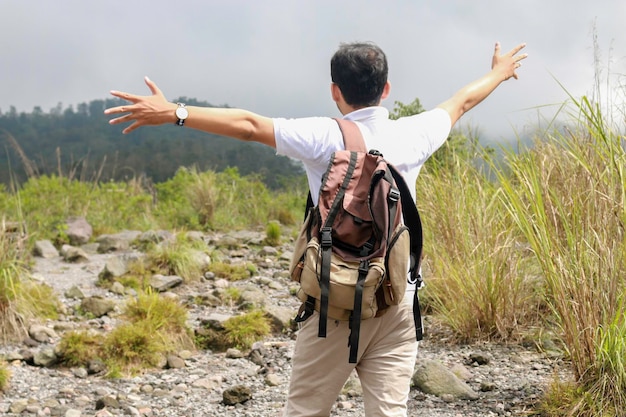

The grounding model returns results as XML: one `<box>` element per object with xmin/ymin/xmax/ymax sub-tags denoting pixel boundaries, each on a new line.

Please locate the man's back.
<box><xmin>274</xmin><ymin>106</ymin><xmax>451</xmax><ymax>202</ymax></box>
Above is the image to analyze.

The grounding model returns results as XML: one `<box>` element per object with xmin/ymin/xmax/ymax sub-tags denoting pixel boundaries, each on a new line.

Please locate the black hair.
<box><xmin>330</xmin><ymin>42</ymin><xmax>388</xmax><ymax>108</ymax></box>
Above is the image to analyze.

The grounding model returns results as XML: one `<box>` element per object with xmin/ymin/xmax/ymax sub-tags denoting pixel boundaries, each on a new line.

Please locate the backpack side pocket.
<box><xmin>382</xmin><ymin>224</ymin><xmax>411</xmax><ymax>306</ymax></box>
<box><xmin>289</xmin><ymin>211</ymin><xmax>313</xmax><ymax>282</ymax></box>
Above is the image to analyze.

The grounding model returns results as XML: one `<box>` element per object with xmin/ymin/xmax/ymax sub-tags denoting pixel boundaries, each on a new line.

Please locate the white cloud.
<box><xmin>1</xmin><ymin>0</ymin><xmax>624</xmax><ymax>139</ymax></box>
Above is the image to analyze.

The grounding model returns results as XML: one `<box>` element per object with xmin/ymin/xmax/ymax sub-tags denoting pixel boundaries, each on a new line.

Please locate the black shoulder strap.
<box><xmin>389</xmin><ymin>165</ymin><xmax>423</xmax><ymax>280</ymax></box>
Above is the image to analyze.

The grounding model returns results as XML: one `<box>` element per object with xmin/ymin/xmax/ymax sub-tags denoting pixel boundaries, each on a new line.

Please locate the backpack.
<box><xmin>289</xmin><ymin>118</ymin><xmax>424</xmax><ymax>363</ymax></box>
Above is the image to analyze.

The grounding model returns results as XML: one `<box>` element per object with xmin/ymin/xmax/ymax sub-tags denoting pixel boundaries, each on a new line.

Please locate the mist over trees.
<box><xmin>0</xmin><ymin>98</ymin><xmax>303</xmax><ymax>189</ymax></box>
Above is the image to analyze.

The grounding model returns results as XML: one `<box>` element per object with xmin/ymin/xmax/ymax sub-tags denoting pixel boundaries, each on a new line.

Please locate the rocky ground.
<box><xmin>0</xmin><ymin>228</ymin><xmax>573</xmax><ymax>417</ymax></box>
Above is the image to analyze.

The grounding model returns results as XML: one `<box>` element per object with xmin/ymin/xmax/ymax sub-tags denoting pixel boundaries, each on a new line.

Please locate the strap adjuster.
<box><xmin>358</xmin><ymin>260</ymin><xmax>369</xmax><ymax>275</ymax></box>
<box><xmin>321</xmin><ymin>227</ymin><xmax>332</xmax><ymax>248</ymax></box>
<box><xmin>388</xmin><ymin>188</ymin><xmax>400</xmax><ymax>202</ymax></box>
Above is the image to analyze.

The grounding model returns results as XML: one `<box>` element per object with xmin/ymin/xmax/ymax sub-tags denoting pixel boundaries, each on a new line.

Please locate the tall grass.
<box><xmin>497</xmin><ymin>93</ymin><xmax>626</xmax><ymax>415</ymax></box>
<box><xmin>419</xmin><ymin>149</ymin><xmax>542</xmax><ymax>342</ymax></box>
<box><xmin>0</xmin><ymin>222</ymin><xmax>59</xmax><ymax>342</ymax></box>
<box><xmin>153</xmin><ymin>166</ymin><xmax>304</xmax><ymax>231</ymax></box>
<box><xmin>0</xmin><ymin>164</ymin><xmax>305</xmax><ymax>249</ymax></box>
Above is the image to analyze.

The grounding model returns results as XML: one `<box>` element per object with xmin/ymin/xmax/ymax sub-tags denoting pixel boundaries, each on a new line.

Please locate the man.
<box><xmin>105</xmin><ymin>41</ymin><xmax>527</xmax><ymax>416</ymax></box>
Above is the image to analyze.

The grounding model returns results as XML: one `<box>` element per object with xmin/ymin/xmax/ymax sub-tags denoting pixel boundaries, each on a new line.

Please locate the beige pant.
<box><xmin>283</xmin><ymin>301</ymin><xmax>418</xmax><ymax>417</ymax></box>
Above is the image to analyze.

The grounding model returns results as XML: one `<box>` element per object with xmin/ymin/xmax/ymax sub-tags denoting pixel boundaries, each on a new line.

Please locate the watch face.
<box><xmin>176</xmin><ymin>106</ymin><xmax>189</xmax><ymax>119</ymax></box>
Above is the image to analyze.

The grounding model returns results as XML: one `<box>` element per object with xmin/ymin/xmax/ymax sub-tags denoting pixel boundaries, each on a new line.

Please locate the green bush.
<box><xmin>57</xmin><ymin>331</ymin><xmax>104</xmax><ymax>367</ymax></box>
<box><xmin>209</xmin><ymin>261</ymin><xmax>256</xmax><ymax>281</ymax></box>
<box><xmin>102</xmin><ymin>321</ymin><xmax>165</xmax><ymax>375</ymax></box>
<box><xmin>223</xmin><ymin>310</ymin><xmax>271</xmax><ymax>350</ymax></box>
<box><xmin>264</xmin><ymin>221</ymin><xmax>281</xmax><ymax>246</ymax></box>
<box><xmin>196</xmin><ymin>310</ymin><xmax>271</xmax><ymax>351</ymax></box>
<box><xmin>57</xmin><ymin>291</ymin><xmax>195</xmax><ymax>377</ymax></box>
<box><xmin>0</xmin><ymin>362</ymin><xmax>10</xmax><ymax>392</ymax></box>
<box><xmin>144</xmin><ymin>234</ymin><xmax>209</xmax><ymax>282</ymax></box>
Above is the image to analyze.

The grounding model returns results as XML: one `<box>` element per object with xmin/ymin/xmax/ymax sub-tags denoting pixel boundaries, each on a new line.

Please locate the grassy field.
<box><xmin>1</xmin><ymin>84</ymin><xmax>625</xmax><ymax>414</ymax></box>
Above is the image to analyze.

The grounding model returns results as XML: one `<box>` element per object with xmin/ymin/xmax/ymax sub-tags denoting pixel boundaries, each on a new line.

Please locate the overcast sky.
<box><xmin>1</xmin><ymin>0</ymin><xmax>624</xmax><ymax>142</ymax></box>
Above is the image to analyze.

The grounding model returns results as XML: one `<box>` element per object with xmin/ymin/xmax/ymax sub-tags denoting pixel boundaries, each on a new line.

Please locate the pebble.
<box><xmin>0</xmin><ymin>233</ymin><xmax>573</xmax><ymax>417</ymax></box>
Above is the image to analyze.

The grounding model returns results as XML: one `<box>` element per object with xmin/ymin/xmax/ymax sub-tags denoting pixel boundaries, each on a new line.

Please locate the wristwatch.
<box><xmin>175</xmin><ymin>103</ymin><xmax>188</xmax><ymax>126</ymax></box>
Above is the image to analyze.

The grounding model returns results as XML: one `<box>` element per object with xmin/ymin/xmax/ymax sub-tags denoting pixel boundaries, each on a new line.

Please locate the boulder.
<box><xmin>66</xmin><ymin>216</ymin><xmax>93</xmax><ymax>246</ymax></box>
<box><xmin>412</xmin><ymin>359</ymin><xmax>479</xmax><ymax>401</ymax></box>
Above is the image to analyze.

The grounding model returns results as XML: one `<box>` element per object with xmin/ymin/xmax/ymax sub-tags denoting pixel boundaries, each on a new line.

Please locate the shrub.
<box><xmin>264</xmin><ymin>221</ymin><xmax>281</xmax><ymax>246</ymax></box>
<box><xmin>221</xmin><ymin>286</ymin><xmax>242</xmax><ymax>306</ymax></box>
<box><xmin>102</xmin><ymin>321</ymin><xmax>165</xmax><ymax>375</ymax></box>
<box><xmin>0</xmin><ymin>362</ymin><xmax>10</xmax><ymax>392</ymax></box>
<box><xmin>144</xmin><ymin>234</ymin><xmax>209</xmax><ymax>282</ymax></box>
<box><xmin>7</xmin><ymin>175</ymin><xmax>156</xmax><ymax>242</ymax></box>
<box><xmin>222</xmin><ymin>310</ymin><xmax>271</xmax><ymax>350</ymax></box>
<box><xmin>57</xmin><ymin>331</ymin><xmax>104</xmax><ymax>367</ymax></box>
<box><xmin>209</xmin><ymin>261</ymin><xmax>256</xmax><ymax>281</ymax></box>
<box><xmin>57</xmin><ymin>292</ymin><xmax>195</xmax><ymax>377</ymax></box>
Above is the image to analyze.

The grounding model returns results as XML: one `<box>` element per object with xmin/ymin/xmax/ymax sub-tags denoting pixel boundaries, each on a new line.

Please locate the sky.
<box><xmin>1</xmin><ymin>0</ymin><xmax>624</xmax><ymax>143</ymax></box>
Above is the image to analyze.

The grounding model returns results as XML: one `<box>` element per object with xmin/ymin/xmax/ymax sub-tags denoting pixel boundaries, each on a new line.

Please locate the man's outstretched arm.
<box><xmin>104</xmin><ymin>77</ymin><xmax>276</xmax><ymax>148</ymax></box>
<box><xmin>437</xmin><ymin>42</ymin><xmax>528</xmax><ymax>128</ymax></box>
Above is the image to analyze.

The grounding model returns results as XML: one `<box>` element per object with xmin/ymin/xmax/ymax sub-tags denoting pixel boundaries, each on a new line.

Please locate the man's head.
<box><xmin>330</xmin><ymin>42</ymin><xmax>389</xmax><ymax>109</ymax></box>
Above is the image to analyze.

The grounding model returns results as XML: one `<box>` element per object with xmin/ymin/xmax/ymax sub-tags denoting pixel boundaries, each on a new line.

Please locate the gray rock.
<box><xmin>202</xmin><ymin>312</ymin><xmax>232</xmax><ymax>330</ymax></box>
<box><xmin>259</xmin><ymin>246</ymin><xmax>279</xmax><ymax>256</ymax></box>
<box><xmin>412</xmin><ymin>359</ymin><xmax>479</xmax><ymax>401</ymax></box>
<box><xmin>450</xmin><ymin>363</ymin><xmax>473</xmax><ymax>381</ymax></box>
<box><xmin>265</xmin><ymin>373</ymin><xmax>282</xmax><ymax>387</ymax></box>
<box><xmin>468</xmin><ymin>352</ymin><xmax>491</xmax><ymax>365</ymax></box>
<box><xmin>185</xmin><ymin>231</ymin><xmax>205</xmax><ymax>242</ymax></box>
<box><xmin>100</xmin><ymin>256</ymin><xmax>129</xmax><ymax>279</ymax></box>
<box><xmin>96</xmin><ymin>230</ymin><xmax>141</xmax><ymax>253</ymax></box>
<box><xmin>33</xmin><ymin>347</ymin><xmax>58</xmax><ymax>367</ymax></box>
<box><xmin>264</xmin><ymin>304</ymin><xmax>295</xmax><ymax>332</ymax></box>
<box><xmin>138</xmin><ymin>230</ymin><xmax>174</xmax><ymax>244</ymax></box>
<box><xmin>110</xmin><ymin>281</ymin><xmax>126</xmax><ymax>295</ymax></box>
<box><xmin>28</xmin><ymin>324</ymin><xmax>58</xmax><ymax>343</ymax></box>
<box><xmin>87</xmin><ymin>359</ymin><xmax>106</xmax><ymax>375</ymax></box>
<box><xmin>65</xmin><ymin>285</ymin><xmax>85</xmax><ymax>300</ymax></box>
<box><xmin>66</xmin><ymin>216</ymin><xmax>93</xmax><ymax>246</ymax></box>
<box><xmin>9</xmin><ymin>399</ymin><xmax>28</xmax><ymax>414</ymax></box>
<box><xmin>189</xmin><ymin>248</ymin><xmax>211</xmax><ymax>271</ymax></box>
<box><xmin>226</xmin><ymin>348</ymin><xmax>244</xmax><ymax>359</ymax></box>
<box><xmin>80</xmin><ymin>296</ymin><xmax>116</xmax><ymax>317</ymax></box>
<box><xmin>33</xmin><ymin>240</ymin><xmax>59</xmax><ymax>258</ymax></box>
<box><xmin>222</xmin><ymin>385</ymin><xmax>252</xmax><ymax>405</ymax></box>
<box><xmin>341</xmin><ymin>373</ymin><xmax>363</xmax><ymax>397</ymax></box>
<box><xmin>213</xmin><ymin>235</ymin><xmax>240</xmax><ymax>249</ymax></box>
<box><xmin>239</xmin><ymin>286</ymin><xmax>268</xmax><ymax>308</ymax></box>
<box><xmin>150</xmin><ymin>274</ymin><xmax>183</xmax><ymax>292</ymax></box>
<box><xmin>191</xmin><ymin>377</ymin><xmax>220</xmax><ymax>390</ymax></box>
<box><xmin>95</xmin><ymin>395</ymin><xmax>120</xmax><ymax>410</ymax></box>
<box><xmin>62</xmin><ymin>245</ymin><xmax>90</xmax><ymax>263</ymax></box>
<box><xmin>166</xmin><ymin>354</ymin><xmax>186</xmax><ymax>369</ymax></box>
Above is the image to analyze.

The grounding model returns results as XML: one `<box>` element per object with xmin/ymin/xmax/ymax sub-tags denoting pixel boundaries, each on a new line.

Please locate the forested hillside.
<box><xmin>0</xmin><ymin>98</ymin><xmax>303</xmax><ymax>188</ymax></box>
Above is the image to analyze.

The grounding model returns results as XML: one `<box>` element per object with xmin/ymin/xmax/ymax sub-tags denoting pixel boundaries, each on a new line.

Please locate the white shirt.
<box><xmin>274</xmin><ymin>106</ymin><xmax>451</xmax><ymax>202</ymax></box>
<box><xmin>273</xmin><ymin>106</ymin><xmax>452</xmax><ymax>299</ymax></box>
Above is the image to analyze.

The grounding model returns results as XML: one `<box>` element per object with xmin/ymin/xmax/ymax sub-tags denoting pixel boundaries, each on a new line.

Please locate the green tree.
<box><xmin>389</xmin><ymin>98</ymin><xmax>486</xmax><ymax>173</ymax></box>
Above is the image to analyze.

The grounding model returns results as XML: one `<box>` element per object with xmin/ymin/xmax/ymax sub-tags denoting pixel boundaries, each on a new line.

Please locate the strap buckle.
<box><xmin>321</xmin><ymin>227</ymin><xmax>332</xmax><ymax>248</ymax></box>
<box><xmin>388</xmin><ymin>188</ymin><xmax>400</xmax><ymax>202</ymax></box>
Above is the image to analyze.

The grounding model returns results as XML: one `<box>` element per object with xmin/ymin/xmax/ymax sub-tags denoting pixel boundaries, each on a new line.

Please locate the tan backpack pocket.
<box><xmin>289</xmin><ymin>211</ymin><xmax>313</xmax><ymax>282</ymax></box>
<box><xmin>296</xmin><ymin>237</ymin><xmax>385</xmax><ymax>321</ymax></box>
<box><xmin>381</xmin><ymin>224</ymin><xmax>411</xmax><ymax>306</ymax></box>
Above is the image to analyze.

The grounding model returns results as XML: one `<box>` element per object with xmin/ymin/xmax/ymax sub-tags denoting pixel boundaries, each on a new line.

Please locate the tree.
<box><xmin>389</xmin><ymin>98</ymin><xmax>486</xmax><ymax>173</ymax></box>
